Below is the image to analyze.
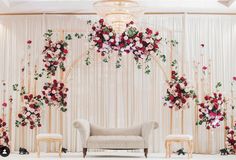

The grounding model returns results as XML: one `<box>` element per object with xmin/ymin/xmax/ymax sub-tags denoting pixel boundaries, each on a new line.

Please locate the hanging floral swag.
<box><xmin>196</xmin><ymin>82</ymin><xmax>226</xmax><ymax>129</ymax></box>
<box><xmin>163</xmin><ymin>60</ymin><xmax>197</xmax><ymax>110</ymax></box>
<box><xmin>65</xmin><ymin>19</ymin><xmax>178</xmax><ymax>74</ymax></box>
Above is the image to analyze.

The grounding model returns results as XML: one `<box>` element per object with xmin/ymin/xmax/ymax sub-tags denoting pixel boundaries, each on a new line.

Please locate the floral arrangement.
<box><xmin>42</xmin><ymin>30</ymin><xmax>69</xmax><ymax>77</ymax></box>
<box><xmin>163</xmin><ymin>61</ymin><xmax>197</xmax><ymax>110</ymax></box>
<box><xmin>0</xmin><ymin>118</ymin><xmax>9</xmax><ymax>146</ymax></box>
<box><xmin>90</xmin><ymin>19</ymin><xmax>118</xmax><ymax>59</ymax></box>
<box><xmin>42</xmin><ymin>79</ymin><xmax>68</xmax><ymax>112</ymax></box>
<box><xmin>196</xmin><ymin>82</ymin><xmax>226</xmax><ymax>129</ymax></box>
<box><xmin>225</xmin><ymin>124</ymin><xmax>236</xmax><ymax>154</ymax></box>
<box><xmin>69</xmin><ymin>19</ymin><xmax>172</xmax><ymax>74</ymax></box>
<box><xmin>15</xmin><ymin>94</ymin><xmax>43</xmax><ymax>129</ymax></box>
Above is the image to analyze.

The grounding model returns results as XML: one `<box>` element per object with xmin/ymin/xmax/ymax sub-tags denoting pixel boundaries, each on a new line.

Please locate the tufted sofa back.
<box><xmin>90</xmin><ymin>124</ymin><xmax>142</xmax><ymax>136</ymax></box>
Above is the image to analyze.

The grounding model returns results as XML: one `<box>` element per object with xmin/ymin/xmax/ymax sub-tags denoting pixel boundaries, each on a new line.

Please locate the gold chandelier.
<box><xmin>93</xmin><ymin>0</ymin><xmax>142</xmax><ymax>32</ymax></box>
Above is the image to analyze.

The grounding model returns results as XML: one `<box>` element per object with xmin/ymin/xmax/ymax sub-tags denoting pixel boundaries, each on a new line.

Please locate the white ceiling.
<box><xmin>0</xmin><ymin>0</ymin><xmax>236</xmax><ymax>14</ymax></box>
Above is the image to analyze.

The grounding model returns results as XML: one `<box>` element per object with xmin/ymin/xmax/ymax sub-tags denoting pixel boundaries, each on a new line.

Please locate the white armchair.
<box><xmin>73</xmin><ymin>119</ymin><xmax>158</xmax><ymax>158</ymax></box>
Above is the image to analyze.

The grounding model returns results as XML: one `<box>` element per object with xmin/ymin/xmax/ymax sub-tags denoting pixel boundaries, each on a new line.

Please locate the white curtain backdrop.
<box><xmin>0</xmin><ymin>14</ymin><xmax>235</xmax><ymax>153</ymax></box>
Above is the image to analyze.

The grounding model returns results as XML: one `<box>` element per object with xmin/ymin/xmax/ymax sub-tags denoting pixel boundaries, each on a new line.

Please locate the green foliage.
<box><xmin>75</xmin><ymin>33</ymin><xmax>84</xmax><ymax>39</ymax></box>
<box><xmin>65</xmin><ymin>34</ymin><xmax>72</xmax><ymax>40</ymax></box>
<box><xmin>44</xmin><ymin>29</ymin><xmax>53</xmax><ymax>39</ymax></box>
<box><xmin>13</xmin><ymin>84</ymin><xmax>19</xmax><ymax>91</ymax></box>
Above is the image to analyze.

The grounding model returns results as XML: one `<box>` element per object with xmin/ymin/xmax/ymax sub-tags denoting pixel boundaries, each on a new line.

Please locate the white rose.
<box><xmin>110</xmin><ymin>39</ymin><xmax>114</xmax><ymax>42</ymax></box>
<box><xmin>115</xmin><ymin>37</ymin><xmax>120</xmax><ymax>42</ymax></box>
<box><xmin>57</xmin><ymin>44</ymin><xmax>61</xmax><ymax>48</ymax></box>
<box><xmin>135</xmin><ymin>37</ymin><xmax>140</xmax><ymax>41</ymax></box>
<box><xmin>109</xmin><ymin>32</ymin><xmax>113</xmax><ymax>36</ymax></box>
<box><xmin>52</xmin><ymin>90</ymin><xmax>56</xmax><ymax>94</ymax></box>
<box><xmin>124</xmin><ymin>36</ymin><xmax>128</xmax><ymax>40</ymax></box>
<box><xmin>95</xmin><ymin>37</ymin><xmax>100</xmax><ymax>41</ymax></box>
<box><xmin>146</xmin><ymin>39</ymin><xmax>150</xmax><ymax>43</ymax></box>
<box><xmin>103</xmin><ymin>34</ymin><xmax>109</xmax><ymax>40</ymax></box>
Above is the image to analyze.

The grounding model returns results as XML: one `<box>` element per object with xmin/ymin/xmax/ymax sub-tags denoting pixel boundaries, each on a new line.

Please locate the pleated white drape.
<box><xmin>0</xmin><ymin>14</ymin><xmax>235</xmax><ymax>153</ymax></box>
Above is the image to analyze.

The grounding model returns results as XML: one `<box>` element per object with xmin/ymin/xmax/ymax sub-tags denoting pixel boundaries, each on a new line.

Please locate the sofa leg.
<box><xmin>83</xmin><ymin>148</ymin><xmax>87</xmax><ymax>158</ymax></box>
<box><xmin>144</xmin><ymin>148</ymin><xmax>148</xmax><ymax>158</ymax></box>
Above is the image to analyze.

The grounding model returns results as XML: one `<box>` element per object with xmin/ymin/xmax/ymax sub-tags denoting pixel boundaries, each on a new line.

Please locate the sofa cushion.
<box><xmin>90</xmin><ymin>124</ymin><xmax>142</xmax><ymax>136</ymax></box>
<box><xmin>87</xmin><ymin>136</ymin><xmax>145</xmax><ymax>149</ymax></box>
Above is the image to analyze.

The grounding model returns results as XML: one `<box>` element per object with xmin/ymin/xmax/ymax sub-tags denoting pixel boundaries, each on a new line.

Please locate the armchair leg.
<box><xmin>144</xmin><ymin>148</ymin><xmax>148</xmax><ymax>158</ymax></box>
<box><xmin>83</xmin><ymin>148</ymin><xmax>87</xmax><ymax>158</ymax></box>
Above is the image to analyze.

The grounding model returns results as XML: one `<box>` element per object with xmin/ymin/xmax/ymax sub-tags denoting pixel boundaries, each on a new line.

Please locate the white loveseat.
<box><xmin>73</xmin><ymin>119</ymin><xmax>158</xmax><ymax>158</ymax></box>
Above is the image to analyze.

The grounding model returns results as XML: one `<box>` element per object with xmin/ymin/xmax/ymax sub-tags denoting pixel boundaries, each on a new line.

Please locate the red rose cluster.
<box><xmin>0</xmin><ymin>118</ymin><xmax>9</xmax><ymax>146</ymax></box>
<box><xmin>15</xmin><ymin>94</ymin><xmax>43</xmax><ymax>129</ymax></box>
<box><xmin>225</xmin><ymin>124</ymin><xmax>236</xmax><ymax>154</ymax></box>
<box><xmin>90</xmin><ymin>19</ymin><xmax>162</xmax><ymax>63</ymax></box>
<box><xmin>42</xmin><ymin>80</ymin><xmax>68</xmax><ymax>112</ymax></box>
<box><xmin>42</xmin><ymin>39</ymin><xmax>69</xmax><ymax>77</ymax></box>
<box><xmin>120</xmin><ymin>21</ymin><xmax>161</xmax><ymax>62</ymax></box>
<box><xmin>197</xmin><ymin>92</ymin><xmax>226</xmax><ymax>129</ymax></box>
<box><xmin>91</xmin><ymin>19</ymin><xmax>118</xmax><ymax>56</ymax></box>
<box><xmin>163</xmin><ymin>70</ymin><xmax>197</xmax><ymax>110</ymax></box>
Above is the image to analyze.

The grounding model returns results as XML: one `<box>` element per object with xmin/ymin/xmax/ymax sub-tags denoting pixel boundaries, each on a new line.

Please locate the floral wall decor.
<box><xmin>42</xmin><ymin>79</ymin><xmax>68</xmax><ymax>112</ymax></box>
<box><xmin>0</xmin><ymin>100</ymin><xmax>9</xmax><ymax>147</ymax></box>
<box><xmin>39</xmin><ymin>30</ymin><xmax>69</xmax><ymax>78</ymax></box>
<box><xmin>163</xmin><ymin>60</ymin><xmax>197</xmax><ymax>110</ymax></box>
<box><xmin>196</xmin><ymin>82</ymin><xmax>226</xmax><ymax>129</ymax></box>
<box><xmin>0</xmin><ymin>118</ymin><xmax>9</xmax><ymax>146</ymax></box>
<box><xmin>15</xmin><ymin>94</ymin><xmax>43</xmax><ymax>129</ymax></box>
<box><xmin>225</xmin><ymin>123</ymin><xmax>236</xmax><ymax>154</ymax></box>
<box><xmin>66</xmin><ymin>19</ymin><xmax>177</xmax><ymax>74</ymax></box>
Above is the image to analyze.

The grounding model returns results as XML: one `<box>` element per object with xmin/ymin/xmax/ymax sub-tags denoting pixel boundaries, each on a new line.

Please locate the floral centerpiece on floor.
<box><xmin>196</xmin><ymin>82</ymin><xmax>226</xmax><ymax>129</ymax></box>
<box><xmin>163</xmin><ymin>60</ymin><xmax>197</xmax><ymax>110</ymax></box>
<box><xmin>42</xmin><ymin>79</ymin><xmax>68</xmax><ymax>112</ymax></box>
<box><xmin>225</xmin><ymin>123</ymin><xmax>236</xmax><ymax>154</ymax></box>
<box><xmin>15</xmin><ymin>94</ymin><xmax>43</xmax><ymax>129</ymax></box>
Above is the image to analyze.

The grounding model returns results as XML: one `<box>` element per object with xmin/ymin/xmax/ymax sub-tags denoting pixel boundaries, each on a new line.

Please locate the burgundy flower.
<box><xmin>233</xmin><ymin>77</ymin><xmax>236</xmax><ymax>81</ymax></box>
<box><xmin>200</xmin><ymin>43</ymin><xmax>205</xmax><ymax>47</ymax></box>
<box><xmin>99</xmin><ymin>19</ymin><xmax>104</xmax><ymax>24</ymax></box>
<box><xmin>27</xmin><ymin>40</ymin><xmax>32</xmax><ymax>44</ymax></box>
<box><xmin>2</xmin><ymin>102</ymin><xmax>7</xmax><ymax>107</ymax></box>
<box><xmin>202</xmin><ymin>66</ymin><xmax>207</xmax><ymax>70</ymax></box>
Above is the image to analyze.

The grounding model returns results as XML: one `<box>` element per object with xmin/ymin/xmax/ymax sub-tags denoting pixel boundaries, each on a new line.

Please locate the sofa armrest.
<box><xmin>141</xmin><ymin>121</ymin><xmax>158</xmax><ymax>148</ymax></box>
<box><xmin>73</xmin><ymin>119</ymin><xmax>90</xmax><ymax>148</ymax></box>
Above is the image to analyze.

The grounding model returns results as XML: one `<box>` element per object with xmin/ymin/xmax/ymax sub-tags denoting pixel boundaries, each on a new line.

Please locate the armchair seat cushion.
<box><xmin>166</xmin><ymin>134</ymin><xmax>193</xmax><ymax>141</ymax></box>
<box><xmin>87</xmin><ymin>136</ymin><xmax>145</xmax><ymax>149</ymax></box>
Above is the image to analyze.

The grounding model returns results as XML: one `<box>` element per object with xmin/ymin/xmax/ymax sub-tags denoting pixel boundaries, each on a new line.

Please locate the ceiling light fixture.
<box><xmin>93</xmin><ymin>0</ymin><xmax>142</xmax><ymax>33</ymax></box>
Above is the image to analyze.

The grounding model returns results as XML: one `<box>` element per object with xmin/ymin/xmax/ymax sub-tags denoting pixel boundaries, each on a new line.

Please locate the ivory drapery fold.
<box><xmin>0</xmin><ymin>14</ymin><xmax>235</xmax><ymax>153</ymax></box>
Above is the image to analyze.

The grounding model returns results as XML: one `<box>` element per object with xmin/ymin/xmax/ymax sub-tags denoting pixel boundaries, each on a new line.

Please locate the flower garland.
<box><xmin>69</xmin><ymin>19</ymin><xmax>172</xmax><ymax>74</ymax></box>
<box><xmin>163</xmin><ymin>61</ymin><xmax>197</xmax><ymax>110</ymax></box>
<box><xmin>225</xmin><ymin>124</ymin><xmax>236</xmax><ymax>154</ymax></box>
<box><xmin>0</xmin><ymin>118</ymin><xmax>9</xmax><ymax>146</ymax></box>
<box><xmin>15</xmin><ymin>94</ymin><xmax>43</xmax><ymax>129</ymax></box>
<box><xmin>42</xmin><ymin>31</ymin><xmax>69</xmax><ymax>77</ymax></box>
<box><xmin>42</xmin><ymin>79</ymin><xmax>68</xmax><ymax>112</ymax></box>
<box><xmin>196</xmin><ymin>82</ymin><xmax>226</xmax><ymax>129</ymax></box>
